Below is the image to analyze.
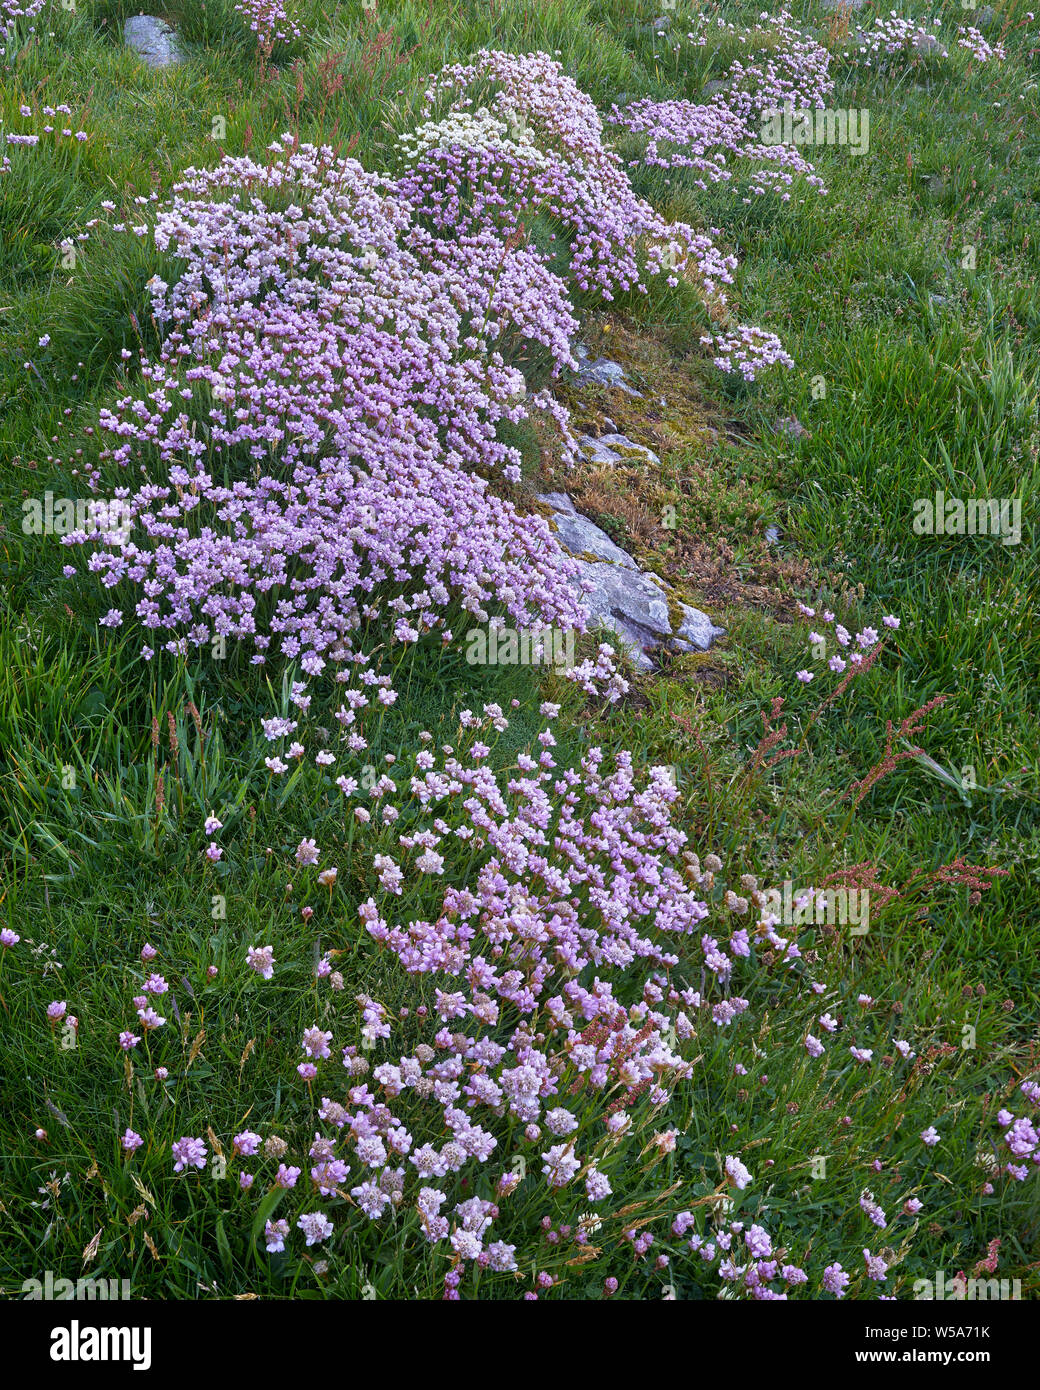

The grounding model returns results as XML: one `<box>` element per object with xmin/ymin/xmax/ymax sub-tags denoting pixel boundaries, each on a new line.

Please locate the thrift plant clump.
<box><xmin>3</xmin><ymin>3</ymin><xmax>1033</xmax><ymax>1306</ymax></box>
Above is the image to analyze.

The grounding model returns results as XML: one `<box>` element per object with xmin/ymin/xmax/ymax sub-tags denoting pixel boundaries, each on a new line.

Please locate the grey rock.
<box><xmin>584</xmin><ymin>565</ymin><xmax>675</xmax><ymax>670</ymax></box>
<box><xmin>124</xmin><ymin>15</ymin><xmax>185</xmax><ymax>67</ymax></box>
<box><xmin>539</xmin><ymin>492</ymin><xmax>638</xmax><ymax>570</ymax></box>
<box><xmin>577</xmin><ymin>435</ymin><xmax>624</xmax><ymax>467</ymax></box>
<box><xmin>912</xmin><ymin>33</ymin><xmax>948</xmax><ymax>58</ymax></box>
<box><xmin>576</xmin><ymin>432</ymin><xmax>660</xmax><ymax>468</ymax></box>
<box><xmin>537</xmin><ymin>491</ymin><xmax>723</xmax><ymax>669</ymax></box>
<box><xmin>674</xmin><ymin>603</ymin><xmax>725</xmax><ymax>653</ymax></box>
<box><xmin>597</xmin><ymin>433</ymin><xmax>661</xmax><ymax>466</ymax></box>
<box><xmin>572</xmin><ymin>342</ymin><xmax>642</xmax><ymax>396</ymax></box>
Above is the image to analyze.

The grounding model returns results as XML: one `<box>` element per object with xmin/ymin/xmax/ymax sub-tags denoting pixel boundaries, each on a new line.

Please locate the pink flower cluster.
<box><xmin>699</xmin><ymin>325</ymin><xmax>794</xmax><ymax>382</ymax></box>
<box><xmin>607</xmin><ymin>14</ymin><xmax>832</xmax><ymax>376</ymax></box>
<box><xmin>210</xmin><ymin>696</ymin><xmax>900</xmax><ymax>1296</ymax></box>
<box><xmin>993</xmin><ymin>1085</ymin><xmax>1039</xmax><ymax>1183</ymax></box>
<box><xmin>854</xmin><ymin>15</ymin><xmax>947</xmax><ymax>61</ymax></box>
<box><xmin>714</xmin><ymin>10</ymin><xmax>835</xmax><ymax>123</ymax></box>
<box><xmin>233</xmin><ymin>0</ymin><xmax>301</xmax><ymax>52</ymax></box>
<box><xmin>1</xmin><ymin>101</ymin><xmax>89</xmax><ymax>176</ymax></box>
<box><xmin>400</xmin><ymin>49</ymin><xmax>739</xmax><ymax>303</ymax></box>
<box><xmin>65</xmin><ymin>48</ymin><xmax>810</xmax><ymax>663</ymax></box>
<box><xmin>956</xmin><ymin>26</ymin><xmax>1006</xmax><ymax>63</ymax></box>
<box><xmin>64</xmin><ymin>136</ymin><xmax>590</xmax><ymax>669</ymax></box>
<box><xmin>0</xmin><ymin>0</ymin><xmax>43</xmax><ymax>61</ymax></box>
<box><xmin>610</xmin><ymin>96</ymin><xmax>827</xmax><ymax>200</ymax></box>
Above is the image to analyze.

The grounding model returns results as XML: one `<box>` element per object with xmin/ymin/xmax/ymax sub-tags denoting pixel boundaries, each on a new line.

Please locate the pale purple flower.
<box><xmin>233</xmin><ymin>1131</ymin><xmax>262</xmax><ymax>1156</ymax></box>
<box><xmin>172</xmin><ymin>1136</ymin><xmax>208</xmax><ymax>1172</ymax></box>
<box><xmin>301</xmin><ymin>1026</ymin><xmax>333</xmax><ymax>1059</ymax></box>
<box><xmin>725</xmin><ymin>1155</ymin><xmax>752</xmax><ymax>1190</ymax></box>
<box><xmin>265</xmin><ymin>1218</ymin><xmax>289</xmax><ymax>1252</ymax></box>
<box><xmin>541</xmin><ymin>1144</ymin><xmax>580</xmax><ymax>1187</ymax></box>
<box><xmin>246</xmin><ymin>945</ymin><xmax>275</xmax><ymax>979</ymax></box>
<box><xmin>822</xmin><ymin>1263</ymin><xmax>849</xmax><ymax>1297</ymax></box>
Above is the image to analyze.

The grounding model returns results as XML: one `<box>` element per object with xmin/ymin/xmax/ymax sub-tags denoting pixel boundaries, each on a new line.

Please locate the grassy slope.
<box><xmin>0</xmin><ymin>0</ymin><xmax>1037</xmax><ymax>1297</ymax></box>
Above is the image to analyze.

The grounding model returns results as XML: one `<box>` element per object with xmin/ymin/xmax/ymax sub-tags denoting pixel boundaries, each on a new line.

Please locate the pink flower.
<box><xmin>822</xmin><ymin>1263</ymin><xmax>849</xmax><ymax>1297</ymax></box>
<box><xmin>297</xmin><ymin>1212</ymin><xmax>334</xmax><ymax>1246</ymax></box>
<box><xmin>246</xmin><ymin>945</ymin><xmax>275</xmax><ymax>979</ymax></box>
<box><xmin>301</xmin><ymin>1026</ymin><xmax>333</xmax><ymax>1059</ymax></box>
<box><xmin>265</xmin><ymin>1218</ymin><xmax>289</xmax><ymax>1253</ymax></box>
<box><xmin>724</xmin><ymin>1155</ymin><xmax>752</xmax><ymax>1189</ymax></box>
<box><xmin>233</xmin><ymin>1131</ymin><xmax>261</xmax><ymax>1157</ymax></box>
<box><xmin>171</xmin><ymin>1136</ymin><xmax>208</xmax><ymax>1172</ymax></box>
<box><xmin>541</xmin><ymin>1144</ymin><xmax>580</xmax><ymax>1187</ymax></box>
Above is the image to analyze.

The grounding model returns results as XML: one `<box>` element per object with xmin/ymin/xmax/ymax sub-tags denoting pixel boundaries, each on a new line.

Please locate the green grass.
<box><xmin>0</xmin><ymin>0</ymin><xmax>1038</xmax><ymax>1300</ymax></box>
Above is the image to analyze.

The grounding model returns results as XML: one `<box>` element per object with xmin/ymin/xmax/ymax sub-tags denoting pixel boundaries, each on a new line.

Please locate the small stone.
<box><xmin>912</xmin><ymin>33</ymin><xmax>947</xmax><ymax>58</ymax></box>
<box><xmin>572</xmin><ymin>345</ymin><xmax>642</xmax><ymax>396</ymax></box>
<box><xmin>674</xmin><ymin>604</ymin><xmax>726</xmax><ymax>653</ymax></box>
<box><xmin>538</xmin><ymin>492</ymin><xmax>638</xmax><ymax>570</ymax></box>
<box><xmin>536</xmin><ymin>492</ymin><xmax>723</xmax><ymax>668</ymax></box>
<box><xmin>597</xmin><ymin>433</ymin><xmax>661</xmax><ymax>466</ymax></box>
<box><xmin>124</xmin><ymin>15</ymin><xmax>185</xmax><ymax>68</ymax></box>
<box><xmin>577</xmin><ymin>435</ymin><xmax>624</xmax><ymax>467</ymax></box>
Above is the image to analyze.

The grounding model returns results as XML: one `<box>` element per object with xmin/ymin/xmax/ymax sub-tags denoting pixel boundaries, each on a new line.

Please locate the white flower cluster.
<box><xmin>399</xmin><ymin>108</ymin><xmax>553</xmax><ymax>171</ymax></box>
